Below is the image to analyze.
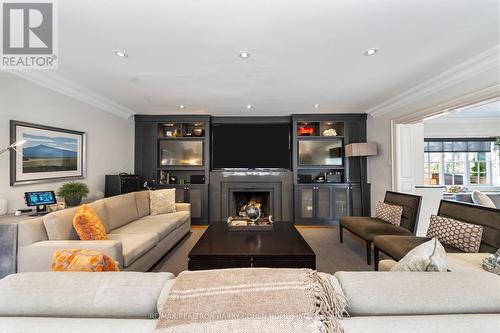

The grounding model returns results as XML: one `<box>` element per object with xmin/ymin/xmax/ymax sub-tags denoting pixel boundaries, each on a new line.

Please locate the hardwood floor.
<box><xmin>151</xmin><ymin>225</ymin><xmax>374</xmax><ymax>275</ymax></box>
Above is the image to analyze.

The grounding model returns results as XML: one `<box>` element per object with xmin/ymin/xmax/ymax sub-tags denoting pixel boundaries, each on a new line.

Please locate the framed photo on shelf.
<box><xmin>10</xmin><ymin>121</ymin><xmax>86</xmax><ymax>186</ymax></box>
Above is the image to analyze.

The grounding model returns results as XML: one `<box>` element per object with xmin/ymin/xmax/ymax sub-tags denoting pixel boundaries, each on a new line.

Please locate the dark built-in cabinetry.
<box><xmin>292</xmin><ymin>114</ymin><xmax>368</xmax><ymax>224</ymax></box>
<box><xmin>135</xmin><ymin>115</ymin><xmax>210</xmax><ymax>225</ymax></box>
<box><xmin>135</xmin><ymin>114</ymin><xmax>369</xmax><ymax>225</ymax></box>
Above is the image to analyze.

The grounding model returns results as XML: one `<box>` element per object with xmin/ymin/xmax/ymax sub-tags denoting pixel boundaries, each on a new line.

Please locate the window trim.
<box><xmin>424</xmin><ymin>138</ymin><xmax>495</xmax><ymax>186</ymax></box>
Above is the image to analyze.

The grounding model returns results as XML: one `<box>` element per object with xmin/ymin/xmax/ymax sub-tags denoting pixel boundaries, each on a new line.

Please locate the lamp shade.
<box><xmin>345</xmin><ymin>142</ymin><xmax>378</xmax><ymax>157</ymax></box>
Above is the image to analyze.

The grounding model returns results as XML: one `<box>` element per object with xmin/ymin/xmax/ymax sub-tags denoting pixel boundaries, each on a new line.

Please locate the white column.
<box><xmin>393</xmin><ymin>122</ymin><xmax>425</xmax><ymax>193</ymax></box>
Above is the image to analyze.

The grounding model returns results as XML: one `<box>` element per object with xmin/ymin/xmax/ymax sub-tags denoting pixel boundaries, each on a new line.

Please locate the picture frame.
<box><xmin>10</xmin><ymin>120</ymin><xmax>86</xmax><ymax>186</ymax></box>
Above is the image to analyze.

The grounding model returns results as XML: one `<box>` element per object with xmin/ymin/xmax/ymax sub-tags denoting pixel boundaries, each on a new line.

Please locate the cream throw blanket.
<box><xmin>156</xmin><ymin>268</ymin><xmax>347</xmax><ymax>333</ymax></box>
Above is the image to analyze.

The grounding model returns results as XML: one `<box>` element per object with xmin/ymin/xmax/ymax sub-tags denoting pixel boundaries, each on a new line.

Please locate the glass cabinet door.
<box><xmin>316</xmin><ymin>187</ymin><xmax>333</xmax><ymax>220</ymax></box>
<box><xmin>299</xmin><ymin>187</ymin><xmax>314</xmax><ymax>219</ymax></box>
<box><xmin>333</xmin><ymin>186</ymin><xmax>349</xmax><ymax>220</ymax></box>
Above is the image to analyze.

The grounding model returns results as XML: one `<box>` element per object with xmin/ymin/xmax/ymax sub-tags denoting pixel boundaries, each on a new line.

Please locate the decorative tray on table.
<box><xmin>227</xmin><ymin>216</ymin><xmax>274</xmax><ymax>231</ymax></box>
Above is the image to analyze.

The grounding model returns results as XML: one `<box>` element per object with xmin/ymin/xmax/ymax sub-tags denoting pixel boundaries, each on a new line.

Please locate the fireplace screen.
<box><xmin>233</xmin><ymin>191</ymin><xmax>271</xmax><ymax>218</ymax></box>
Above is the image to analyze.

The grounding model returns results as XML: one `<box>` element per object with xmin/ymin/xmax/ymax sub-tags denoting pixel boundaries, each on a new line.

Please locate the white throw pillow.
<box><xmin>390</xmin><ymin>238</ymin><xmax>447</xmax><ymax>272</ymax></box>
<box><xmin>150</xmin><ymin>189</ymin><xmax>176</xmax><ymax>216</ymax></box>
<box><xmin>471</xmin><ymin>190</ymin><xmax>496</xmax><ymax>208</ymax></box>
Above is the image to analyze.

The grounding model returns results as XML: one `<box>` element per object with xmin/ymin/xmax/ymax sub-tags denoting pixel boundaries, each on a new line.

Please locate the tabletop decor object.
<box><xmin>227</xmin><ymin>215</ymin><xmax>274</xmax><ymax>231</ymax></box>
<box><xmin>482</xmin><ymin>249</ymin><xmax>500</xmax><ymax>275</ymax></box>
<box><xmin>57</xmin><ymin>182</ymin><xmax>89</xmax><ymax>207</ymax></box>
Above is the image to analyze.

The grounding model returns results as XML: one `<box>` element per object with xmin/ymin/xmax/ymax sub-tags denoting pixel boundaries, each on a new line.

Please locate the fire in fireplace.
<box><xmin>233</xmin><ymin>191</ymin><xmax>271</xmax><ymax>219</ymax></box>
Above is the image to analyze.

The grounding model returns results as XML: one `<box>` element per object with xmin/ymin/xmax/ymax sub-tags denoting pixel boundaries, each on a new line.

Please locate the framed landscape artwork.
<box><xmin>10</xmin><ymin>121</ymin><xmax>86</xmax><ymax>186</ymax></box>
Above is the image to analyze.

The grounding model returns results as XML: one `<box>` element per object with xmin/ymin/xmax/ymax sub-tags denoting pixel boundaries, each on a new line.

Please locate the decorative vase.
<box><xmin>245</xmin><ymin>204</ymin><xmax>261</xmax><ymax>222</ymax></box>
<box><xmin>0</xmin><ymin>198</ymin><xmax>7</xmax><ymax>215</ymax></box>
<box><xmin>64</xmin><ymin>196</ymin><xmax>82</xmax><ymax>207</ymax></box>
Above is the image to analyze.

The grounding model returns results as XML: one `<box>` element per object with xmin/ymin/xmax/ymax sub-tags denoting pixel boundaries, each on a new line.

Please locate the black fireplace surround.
<box><xmin>211</xmin><ymin>171</ymin><xmax>294</xmax><ymax>222</ymax></box>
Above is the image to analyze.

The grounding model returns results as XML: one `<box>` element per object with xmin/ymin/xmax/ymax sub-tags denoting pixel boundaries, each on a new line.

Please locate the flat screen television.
<box><xmin>298</xmin><ymin>139</ymin><xmax>343</xmax><ymax>166</ymax></box>
<box><xmin>159</xmin><ymin>140</ymin><xmax>203</xmax><ymax>166</ymax></box>
<box><xmin>212</xmin><ymin>123</ymin><xmax>291</xmax><ymax>169</ymax></box>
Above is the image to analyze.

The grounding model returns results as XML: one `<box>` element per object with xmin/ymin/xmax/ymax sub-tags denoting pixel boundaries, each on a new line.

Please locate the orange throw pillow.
<box><xmin>52</xmin><ymin>249</ymin><xmax>120</xmax><ymax>272</ymax></box>
<box><xmin>73</xmin><ymin>204</ymin><xmax>107</xmax><ymax>240</ymax></box>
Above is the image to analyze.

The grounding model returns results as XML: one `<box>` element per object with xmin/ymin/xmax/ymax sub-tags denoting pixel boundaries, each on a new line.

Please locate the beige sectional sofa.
<box><xmin>0</xmin><ymin>270</ymin><xmax>498</xmax><ymax>333</ymax></box>
<box><xmin>17</xmin><ymin>191</ymin><xmax>191</xmax><ymax>272</ymax></box>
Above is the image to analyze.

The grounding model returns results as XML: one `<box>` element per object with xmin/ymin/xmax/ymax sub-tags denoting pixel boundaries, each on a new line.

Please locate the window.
<box><xmin>424</xmin><ymin>139</ymin><xmax>497</xmax><ymax>186</ymax></box>
<box><xmin>444</xmin><ymin>152</ymin><xmax>465</xmax><ymax>185</ymax></box>
<box><xmin>424</xmin><ymin>152</ymin><xmax>441</xmax><ymax>185</ymax></box>
<box><xmin>469</xmin><ymin>152</ymin><xmax>489</xmax><ymax>184</ymax></box>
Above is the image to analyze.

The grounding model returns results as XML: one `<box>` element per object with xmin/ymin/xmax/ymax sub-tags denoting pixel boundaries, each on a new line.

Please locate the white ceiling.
<box><xmin>13</xmin><ymin>0</ymin><xmax>500</xmax><ymax>116</ymax></box>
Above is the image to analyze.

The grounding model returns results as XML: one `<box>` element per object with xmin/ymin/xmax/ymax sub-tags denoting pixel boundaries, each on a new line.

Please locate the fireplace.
<box><xmin>232</xmin><ymin>191</ymin><xmax>271</xmax><ymax>219</ymax></box>
<box><xmin>221</xmin><ymin>182</ymin><xmax>279</xmax><ymax>221</ymax></box>
<box><xmin>212</xmin><ymin>172</ymin><xmax>294</xmax><ymax>222</ymax></box>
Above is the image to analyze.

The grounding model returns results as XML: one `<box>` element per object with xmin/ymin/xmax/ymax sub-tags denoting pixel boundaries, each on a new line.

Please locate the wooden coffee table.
<box><xmin>188</xmin><ymin>222</ymin><xmax>316</xmax><ymax>270</ymax></box>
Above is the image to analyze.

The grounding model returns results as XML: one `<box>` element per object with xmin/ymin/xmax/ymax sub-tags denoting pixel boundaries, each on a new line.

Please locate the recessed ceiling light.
<box><xmin>246</xmin><ymin>104</ymin><xmax>253</xmax><ymax>109</ymax></box>
<box><xmin>364</xmin><ymin>48</ymin><xmax>378</xmax><ymax>56</ymax></box>
<box><xmin>239</xmin><ymin>51</ymin><xmax>250</xmax><ymax>59</ymax></box>
<box><xmin>313</xmin><ymin>104</ymin><xmax>320</xmax><ymax>108</ymax></box>
<box><xmin>113</xmin><ymin>50</ymin><xmax>128</xmax><ymax>58</ymax></box>
<box><xmin>178</xmin><ymin>105</ymin><xmax>185</xmax><ymax>109</ymax></box>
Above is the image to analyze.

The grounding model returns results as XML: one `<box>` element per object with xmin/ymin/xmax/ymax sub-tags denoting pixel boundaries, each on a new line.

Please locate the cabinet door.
<box><xmin>187</xmin><ymin>187</ymin><xmax>202</xmax><ymax>219</ymax></box>
<box><xmin>186</xmin><ymin>185</ymin><xmax>208</xmax><ymax>224</ymax></box>
<box><xmin>345</xmin><ymin>120</ymin><xmax>361</xmax><ymax>183</ymax></box>
<box><xmin>350</xmin><ymin>184</ymin><xmax>363</xmax><ymax>216</ymax></box>
<box><xmin>316</xmin><ymin>187</ymin><xmax>333</xmax><ymax>220</ymax></box>
<box><xmin>333</xmin><ymin>186</ymin><xmax>349</xmax><ymax>221</ymax></box>
<box><xmin>297</xmin><ymin>186</ymin><xmax>315</xmax><ymax>219</ymax></box>
<box><xmin>135</xmin><ymin>122</ymin><xmax>157</xmax><ymax>182</ymax></box>
<box><xmin>174</xmin><ymin>187</ymin><xmax>186</xmax><ymax>203</ymax></box>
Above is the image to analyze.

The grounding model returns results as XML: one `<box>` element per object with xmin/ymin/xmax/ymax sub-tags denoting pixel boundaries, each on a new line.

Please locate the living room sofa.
<box><xmin>16</xmin><ymin>191</ymin><xmax>191</xmax><ymax>272</ymax></box>
<box><xmin>0</xmin><ymin>270</ymin><xmax>498</xmax><ymax>333</ymax></box>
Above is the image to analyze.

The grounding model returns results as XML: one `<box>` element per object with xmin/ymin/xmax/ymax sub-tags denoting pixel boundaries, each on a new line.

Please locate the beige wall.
<box><xmin>0</xmin><ymin>73</ymin><xmax>134</xmax><ymax>213</ymax></box>
<box><xmin>366</xmin><ymin>113</ymin><xmax>394</xmax><ymax>213</ymax></box>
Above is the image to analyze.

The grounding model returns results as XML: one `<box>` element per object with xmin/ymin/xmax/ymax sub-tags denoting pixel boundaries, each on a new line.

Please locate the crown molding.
<box><xmin>367</xmin><ymin>45</ymin><xmax>500</xmax><ymax>117</ymax></box>
<box><xmin>425</xmin><ymin>116</ymin><xmax>500</xmax><ymax>124</ymax></box>
<box><xmin>6</xmin><ymin>70</ymin><xmax>135</xmax><ymax>119</ymax></box>
<box><xmin>394</xmin><ymin>84</ymin><xmax>500</xmax><ymax>124</ymax></box>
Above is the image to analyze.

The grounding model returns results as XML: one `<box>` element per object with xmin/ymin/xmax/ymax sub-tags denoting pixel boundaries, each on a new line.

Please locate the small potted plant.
<box><xmin>58</xmin><ymin>182</ymin><xmax>89</xmax><ymax>207</ymax></box>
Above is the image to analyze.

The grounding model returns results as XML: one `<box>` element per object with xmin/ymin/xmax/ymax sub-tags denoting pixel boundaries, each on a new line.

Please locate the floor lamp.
<box><xmin>0</xmin><ymin>140</ymin><xmax>26</xmax><ymax>215</ymax></box>
<box><xmin>0</xmin><ymin>140</ymin><xmax>27</xmax><ymax>156</ymax></box>
<box><xmin>345</xmin><ymin>142</ymin><xmax>378</xmax><ymax>216</ymax></box>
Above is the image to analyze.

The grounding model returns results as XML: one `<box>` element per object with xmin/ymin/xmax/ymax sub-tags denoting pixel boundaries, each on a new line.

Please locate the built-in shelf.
<box><xmin>296</xmin><ymin>136</ymin><xmax>345</xmax><ymax>140</ymax></box>
<box><xmin>297</xmin><ymin>121</ymin><xmax>344</xmax><ymax>137</ymax></box>
<box><xmin>135</xmin><ymin>115</ymin><xmax>210</xmax><ymax>224</ymax></box>
<box><xmin>157</xmin><ymin>167</ymin><xmax>205</xmax><ymax>171</ymax></box>
<box><xmin>158</xmin><ymin>137</ymin><xmax>205</xmax><ymax>141</ymax></box>
<box><xmin>158</xmin><ymin>121</ymin><xmax>206</xmax><ymax>139</ymax></box>
<box><xmin>296</xmin><ymin>166</ymin><xmax>345</xmax><ymax>170</ymax></box>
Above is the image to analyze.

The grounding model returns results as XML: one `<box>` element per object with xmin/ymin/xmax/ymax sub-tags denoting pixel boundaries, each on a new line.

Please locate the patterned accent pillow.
<box><xmin>52</xmin><ymin>249</ymin><xmax>120</xmax><ymax>272</ymax></box>
<box><xmin>426</xmin><ymin>214</ymin><xmax>483</xmax><ymax>253</ymax></box>
<box><xmin>375</xmin><ymin>201</ymin><xmax>403</xmax><ymax>226</ymax></box>
<box><xmin>72</xmin><ymin>204</ymin><xmax>107</xmax><ymax>240</ymax></box>
<box><xmin>150</xmin><ymin>189</ymin><xmax>176</xmax><ymax>216</ymax></box>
